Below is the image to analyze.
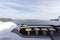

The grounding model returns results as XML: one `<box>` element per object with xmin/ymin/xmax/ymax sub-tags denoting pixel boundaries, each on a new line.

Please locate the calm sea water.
<box><xmin>13</xmin><ymin>20</ymin><xmax>51</xmax><ymax>25</ymax></box>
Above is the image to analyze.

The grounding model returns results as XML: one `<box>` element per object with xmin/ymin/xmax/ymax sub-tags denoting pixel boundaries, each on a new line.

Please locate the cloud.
<box><xmin>0</xmin><ymin>0</ymin><xmax>60</xmax><ymax>19</ymax></box>
<box><xmin>4</xmin><ymin>2</ymin><xmax>24</xmax><ymax>7</ymax></box>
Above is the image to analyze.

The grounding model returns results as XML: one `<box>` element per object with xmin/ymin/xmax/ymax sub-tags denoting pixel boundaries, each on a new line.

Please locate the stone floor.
<box><xmin>12</xmin><ymin>28</ymin><xmax>60</xmax><ymax>40</ymax></box>
<box><xmin>53</xmin><ymin>32</ymin><xmax>60</xmax><ymax>40</ymax></box>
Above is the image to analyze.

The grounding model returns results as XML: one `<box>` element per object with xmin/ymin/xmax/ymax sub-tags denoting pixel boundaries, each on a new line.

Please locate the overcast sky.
<box><xmin>0</xmin><ymin>0</ymin><xmax>60</xmax><ymax>20</ymax></box>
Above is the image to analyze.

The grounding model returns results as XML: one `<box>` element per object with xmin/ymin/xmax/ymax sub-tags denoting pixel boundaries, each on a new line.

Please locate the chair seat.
<box><xmin>41</xmin><ymin>28</ymin><xmax>48</xmax><ymax>31</ymax></box>
<box><xmin>49</xmin><ymin>28</ymin><xmax>56</xmax><ymax>31</ymax></box>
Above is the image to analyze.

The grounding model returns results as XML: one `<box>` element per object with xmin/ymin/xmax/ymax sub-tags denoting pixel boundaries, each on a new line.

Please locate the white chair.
<box><xmin>26</xmin><ymin>28</ymin><xmax>32</xmax><ymax>35</ymax></box>
<box><xmin>56</xmin><ymin>27</ymin><xmax>60</xmax><ymax>32</ymax></box>
<box><xmin>34</xmin><ymin>28</ymin><xmax>40</xmax><ymax>35</ymax></box>
<box><xmin>48</xmin><ymin>28</ymin><xmax>56</xmax><ymax>36</ymax></box>
<box><xmin>41</xmin><ymin>28</ymin><xmax>48</xmax><ymax>36</ymax></box>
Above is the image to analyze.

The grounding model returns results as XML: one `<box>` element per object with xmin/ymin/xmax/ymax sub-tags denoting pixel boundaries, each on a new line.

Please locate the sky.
<box><xmin>0</xmin><ymin>0</ymin><xmax>60</xmax><ymax>20</ymax></box>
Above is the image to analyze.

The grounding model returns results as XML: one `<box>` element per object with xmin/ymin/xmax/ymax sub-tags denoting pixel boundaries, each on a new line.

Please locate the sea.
<box><xmin>13</xmin><ymin>19</ymin><xmax>51</xmax><ymax>26</ymax></box>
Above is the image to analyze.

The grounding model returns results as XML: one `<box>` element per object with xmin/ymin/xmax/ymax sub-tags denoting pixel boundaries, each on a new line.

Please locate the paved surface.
<box><xmin>12</xmin><ymin>29</ymin><xmax>60</xmax><ymax>40</ymax></box>
<box><xmin>12</xmin><ymin>29</ymin><xmax>51</xmax><ymax>40</ymax></box>
<box><xmin>54</xmin><ymin>32</ymin><xmax>60</xmax><ymax>40</ymax></box>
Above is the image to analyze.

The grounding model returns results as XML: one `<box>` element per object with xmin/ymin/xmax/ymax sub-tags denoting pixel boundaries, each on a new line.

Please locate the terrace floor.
<box><xmin>12</xmin><ymin>28</ymin><xmax>60</xmax><ymax>40</ymax></box>
<box><xmin>52</xmin><ymin>32</ymin><xmax>60</xmax><ymax>40</ymax></box>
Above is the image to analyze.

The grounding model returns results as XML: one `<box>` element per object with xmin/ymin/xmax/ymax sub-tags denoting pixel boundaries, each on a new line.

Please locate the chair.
<box><xmin>48</xmin><ymin>28</ymin><xmax>56</xmax><ymax>36</ymax></box>
<box><xmin>56</xmin><ymin>27</ymin><xmax>60</xmax><ymax>32</ymax></box>
<box><xmin>26</xmin><ymin>28</ymin><xmax>32</xmax><ymax>35</ymax></box>
<box><xmin>41</xmin><ymin>28</ymin><xmax>48</xmax><ymax>36</ymax></box>
<box><xmin>34</xmin><ymin>28</ymin><xmax>40</xmax><ymax>35</ymax></box>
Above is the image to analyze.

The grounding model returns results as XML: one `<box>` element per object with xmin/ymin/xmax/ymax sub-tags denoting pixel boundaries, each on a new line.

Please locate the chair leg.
<box><xmin>50</xmin><ymin>31</ymin><xmax>53</xmax><ymax>36</ymax></box>
<box><xmin>36</xmin><ymin>31</ymin><xmax>38</xmax><ymax>35</ymax></box>
<box><xmin>27</xmin><ymin>31</ymin><xmax>30</xmax><ymax>35</ymax></box>
<box><xmin>43</xmin><ymin>31</ymin><xmax>46</xmax><ymax>36</ymax></box>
